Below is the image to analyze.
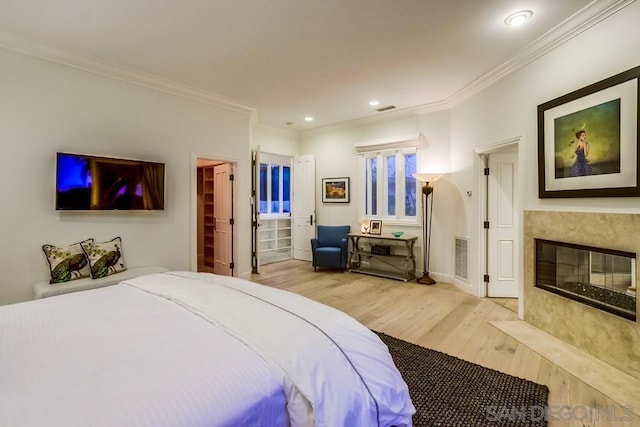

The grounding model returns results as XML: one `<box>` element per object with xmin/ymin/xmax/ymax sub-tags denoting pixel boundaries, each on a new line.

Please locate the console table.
<box><xmin>347</xmin><ymin>233</ymin><xmax>417</xmax><ymax>282</ymax></box>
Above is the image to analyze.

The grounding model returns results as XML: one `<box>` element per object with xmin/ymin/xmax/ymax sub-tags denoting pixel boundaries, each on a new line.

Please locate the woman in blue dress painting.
<box><xmin>573</xmin><ymin>130</ymin><xmax>592</xmax><ymax>176</ymax></box>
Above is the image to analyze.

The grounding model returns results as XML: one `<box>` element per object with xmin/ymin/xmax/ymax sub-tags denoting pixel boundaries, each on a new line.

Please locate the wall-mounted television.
<box><xmin>56</xmin><ymin>152</ymin><xmax>165</xmax><ymax>211</ymax></box>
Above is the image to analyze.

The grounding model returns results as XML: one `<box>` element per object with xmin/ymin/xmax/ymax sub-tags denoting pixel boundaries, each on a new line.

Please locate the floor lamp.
<box><xmin>414</xmin><ymin>173</ymin><xmax>443</xmax><ymax>285</ymax></box>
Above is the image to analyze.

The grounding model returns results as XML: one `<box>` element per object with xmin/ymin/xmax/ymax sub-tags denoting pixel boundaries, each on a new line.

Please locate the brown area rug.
<box><xmin>375</xmin><ymin>331</ymin><xmax>549</xmax><ymax>427</ymax></box>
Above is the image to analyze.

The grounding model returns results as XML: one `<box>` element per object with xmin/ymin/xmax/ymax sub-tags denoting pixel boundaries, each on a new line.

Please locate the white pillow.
<box><xmin>42</xmin><ymin>239</ymin><xmax>93</xmax><ymax>284</ymax></box>
<box><xmin>81</xmin><ymin>237</ymin><xmax>127</xmax><ymax>279</ymax></box>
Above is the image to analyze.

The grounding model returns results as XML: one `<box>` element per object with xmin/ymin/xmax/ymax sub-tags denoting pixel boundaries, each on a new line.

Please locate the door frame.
<box><xmin>190</xmin><ymin>153</ymin><xmax>238</xmax><ymax>275</ymax></box>
<box><xmin>473</xmin><ymin>135</ymin><xmax>524</xmax><ymax>319</ymax></box>
<box><xmin>253</xmin><ymin>150</ymin><xmax>296</xmax><ymax>269</ymax></box>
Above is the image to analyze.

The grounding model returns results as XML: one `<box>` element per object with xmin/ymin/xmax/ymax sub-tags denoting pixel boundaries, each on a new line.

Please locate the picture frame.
<box><xmin>369</xmin><ymin>220</ymin><xmax>382</xmax><ymax>235</ymax></box>
<box><xmin>322</xmin><ymin>177</ymin><xmax>350</xmax><ymax>203</ymax></box>
<box><xmin>537</xmin><ymin>65</ymin><xmax>640</xmax><ymax>198</ymax></box>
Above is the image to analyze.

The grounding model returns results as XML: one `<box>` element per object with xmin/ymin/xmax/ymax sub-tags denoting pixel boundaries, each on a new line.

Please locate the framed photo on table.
<box><xmin>369</xmin><ymin>220</ymin><xmax>382</xmax><ymax>235</ymax></box>
<box><xmin>537</xmin><ymin>65</ymin><xmax>640</xmax><ymax>198</ymax></box>
<box><xmin>322</xmin><ymin>177</ymin><xmax>350</xmax><ymax>203</ymax></box>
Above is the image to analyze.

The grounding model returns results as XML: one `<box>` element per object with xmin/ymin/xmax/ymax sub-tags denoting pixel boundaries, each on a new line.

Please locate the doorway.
<box><xmin>251</xmin><ymin>151</ymin><xmax>315</xmax><ymax>272</ymax></box>
<box><xmin>195</xmin><ymin>157</ymin><xmax>235</xmax><ymax>276</ymax></box>
<box><xmin>253</xmin><ymin>151</ymin><xmax>294</xmax><ymax>269</ymax></box>
<box><xmin>475</xmin><ymin>137</ymin><xmax>522</xmax><ymax>311</ymax></box>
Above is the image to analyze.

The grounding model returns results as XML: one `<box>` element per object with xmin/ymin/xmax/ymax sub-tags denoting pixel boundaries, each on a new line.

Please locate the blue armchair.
<box><xmin>311</xmin><ymin>225</ymin><xmax>351</xmax><ymax>271</ymax></box>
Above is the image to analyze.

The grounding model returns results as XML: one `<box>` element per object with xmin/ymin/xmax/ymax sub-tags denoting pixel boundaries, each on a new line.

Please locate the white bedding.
<box><xmin>0</xmin><ymin>271</ymin><xmax>414</xmax><ymax>426</ymax></box>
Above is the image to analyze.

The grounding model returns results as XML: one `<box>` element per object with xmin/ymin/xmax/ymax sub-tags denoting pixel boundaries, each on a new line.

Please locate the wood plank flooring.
<box><xmin>250</xmin><ymin>260</ymin><xmax>636</xmax><ymax>427</ymax></box>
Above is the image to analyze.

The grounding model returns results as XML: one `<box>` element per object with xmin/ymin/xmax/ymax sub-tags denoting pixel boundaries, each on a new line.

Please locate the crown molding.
<box><xmin>303</xmin><ymin>0</ymin><xmax>634</xmax><ymax>136</ymax></box>
<box><xmin>301</xmin><ymin>101</ymin><xmax>450</xmax><ymax>138</ymax></box>
<box><xmin>445</xmin><ymin>0</ymin><xmax>636</xmax><ymax>107</ymax></box>
<box><xmin>0</xmin><ymin>32</ymin><xmax>255</xmax><ymax>116</ymax></box>
<box><xmin>0</xmin><ymin>0</ymin><xmax>631</xmax><ymax>130</ymax></box>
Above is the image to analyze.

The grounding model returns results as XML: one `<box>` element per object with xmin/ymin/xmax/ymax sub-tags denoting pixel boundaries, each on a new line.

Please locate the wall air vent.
<box><xmin>376</xmin><ymin>105</ymin><xmax>396</xmax><ymax>112</ymax></box>
<box><xmin>454</xmin><ymin>236</ymin><xmax>469</xmax><ymax>281</ymax></box>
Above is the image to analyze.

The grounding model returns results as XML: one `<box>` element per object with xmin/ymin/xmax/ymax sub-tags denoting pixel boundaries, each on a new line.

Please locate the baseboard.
<box><xmin>430</xmin><ymin>272</ymin><xmax>475</xmax><ymax>295</ymax></box>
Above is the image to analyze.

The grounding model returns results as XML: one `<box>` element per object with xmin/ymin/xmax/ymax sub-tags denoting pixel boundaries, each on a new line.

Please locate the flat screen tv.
<box><xmin>56</xmin><ymin>152</ymin><xmax>165</xmax><ymax>211</ymax></box>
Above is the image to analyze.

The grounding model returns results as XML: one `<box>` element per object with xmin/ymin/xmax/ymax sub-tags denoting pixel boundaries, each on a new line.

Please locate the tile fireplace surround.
<box><xmin>524</xmin><ymin>210</ymin><xmax>640</xmax><ymax>380</ymax></box>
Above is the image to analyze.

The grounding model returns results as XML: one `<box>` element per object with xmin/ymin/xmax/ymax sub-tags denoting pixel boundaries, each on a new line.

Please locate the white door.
<box><xmin>293</xmin><ymin>155</ymin><xmax>315</xmax><ymax>261</ymax></box>
<box><xmin>214</xmin><ymin>163</ymin><xmax>233</xmax><ymax>276</ymax></box>
<box><xmin>487</xmin><ymin>151</ymin><xmax>518</xmax><ymax>297</ymax></box>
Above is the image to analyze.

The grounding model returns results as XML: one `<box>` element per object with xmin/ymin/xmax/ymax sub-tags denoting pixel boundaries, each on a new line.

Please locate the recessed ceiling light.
<box><xmin>504</xmin><ymin>10</ymin><xmax>533</xmax><ymax>26</ymax></box>
<box><xmin>304</xmin><ymin>116</ymin><xmax>314</xmax><ymax>122</ymax></box>
<box><xmin>369</xmin><ymin>100</ymin><xmax>380</xmax><ymax>107</ymax></box>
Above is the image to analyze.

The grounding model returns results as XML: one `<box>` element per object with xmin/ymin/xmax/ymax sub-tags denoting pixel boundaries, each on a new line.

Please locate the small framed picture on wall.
<box><xmin>322</xmin><ymin>177</ymin><xmax>350</xmax><ymax>203</ymax></box>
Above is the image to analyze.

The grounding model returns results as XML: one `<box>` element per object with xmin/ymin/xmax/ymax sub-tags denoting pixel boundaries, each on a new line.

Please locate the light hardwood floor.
<box><xmin>250</xmin><ymin>260</ymin><xmax>636</xmax><ymax>427</ymax></box>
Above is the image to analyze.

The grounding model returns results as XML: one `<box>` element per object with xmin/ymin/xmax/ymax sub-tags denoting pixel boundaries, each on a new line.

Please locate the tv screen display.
<box><xmin>56</xmin><ymin>153</ymin><xmax>165</xmax><ymax>210</ymax></box>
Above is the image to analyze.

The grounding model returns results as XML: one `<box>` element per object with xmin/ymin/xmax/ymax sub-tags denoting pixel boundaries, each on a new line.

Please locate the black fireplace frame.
<box><xmin>535</xmin><ymin>238</ymin><xmax>637</xmax><ymax>321</ymax></box>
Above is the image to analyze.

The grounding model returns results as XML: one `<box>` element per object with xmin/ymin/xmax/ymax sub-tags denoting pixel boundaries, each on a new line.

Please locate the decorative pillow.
<box><xmin>42</xmin><ymin>239</ymin><xmax>94</xmax><ymax>284</ymax></box>
<box><xmin>81</xmin><ymin>237</ymin><xmax>127</xmax><ymax>279</ymax></box>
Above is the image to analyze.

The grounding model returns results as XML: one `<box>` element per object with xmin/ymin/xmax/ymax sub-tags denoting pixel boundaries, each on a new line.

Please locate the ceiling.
<box><xmin>0</xmin><ymin>0</ymin><xmax>620</xmax><ymax>131</ymax></box>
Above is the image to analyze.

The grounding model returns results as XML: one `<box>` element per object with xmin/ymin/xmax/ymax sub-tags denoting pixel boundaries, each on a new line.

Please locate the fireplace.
<box><xmin>525</xmin><ymin>211</ymin><xmax>640</xmax><ymax>380</ymax></box>
<box><xmin>535</xmin><ymin>238</ymin><xmax>636</xmax><ymax>321</ymax></box>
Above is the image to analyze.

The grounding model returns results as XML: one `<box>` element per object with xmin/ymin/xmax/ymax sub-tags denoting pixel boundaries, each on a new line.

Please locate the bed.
<box><xmin>0</xmin><ymin>271</ymin><xmax>415</xmax><ymax>426</ymax></box>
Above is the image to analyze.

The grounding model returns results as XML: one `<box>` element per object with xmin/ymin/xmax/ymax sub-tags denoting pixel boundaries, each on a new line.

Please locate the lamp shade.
<box><xmin>413</xmin><ymin>173</ymin><xmax>443</xmax><ymax>183</ymax></box>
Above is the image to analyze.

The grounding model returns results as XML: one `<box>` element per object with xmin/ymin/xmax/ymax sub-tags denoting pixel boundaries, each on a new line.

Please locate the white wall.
<box><xmin>0</xmin><ymin>48</ymin><xmax>253</xmax><ymax>304</ymax></box>
<box><xmin>453</xmin><ymin>2</ymin><xmax>640</xmax><ymax>214</ymax></box>
<box><xmin>4</xmin><ymin>4</ymin><xmax>638</xmax><ymax>305</ymax></box>
<box><xmin>300</xmin><ymin>112</ymin><xmax>453</xmax><ymax>275</ymax></box>
<box><xmin>448</xmin><ymin>1</ymin><xmax>640</xmax><ymax>295</ymax></box>
<box><xmin>299</xmin><ymin>2</ymin><xmax>640</xmax><ymax>295</ymax></box>
<box><xmin>253</xmin><ymin>124</ymin><xmax>299</xmax><ymax>157</ymax></box>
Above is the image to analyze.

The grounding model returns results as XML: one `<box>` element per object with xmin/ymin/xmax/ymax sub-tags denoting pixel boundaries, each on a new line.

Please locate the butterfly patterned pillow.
<box><xmin>81</xmin><ymin>237</ymin><xmax>127</xmax><ymax>279</ymax></box>
<box><xmin>42</xmin><ymin>239</ymin><xmax>93</xmax><ymax>284</ymax></box>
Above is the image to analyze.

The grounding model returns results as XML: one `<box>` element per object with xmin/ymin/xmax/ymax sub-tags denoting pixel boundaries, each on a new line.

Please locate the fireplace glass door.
<box><xmin>535</xmin><ymin>239</ymin><xmax>636</xmax><ymax>321</ymax></box>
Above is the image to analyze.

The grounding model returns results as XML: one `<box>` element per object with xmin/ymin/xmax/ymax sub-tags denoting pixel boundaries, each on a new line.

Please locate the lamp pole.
<box><xmin>417</xmin><ymin>181</ymin><xmax>436</xmax><ymax>285</ymax></box>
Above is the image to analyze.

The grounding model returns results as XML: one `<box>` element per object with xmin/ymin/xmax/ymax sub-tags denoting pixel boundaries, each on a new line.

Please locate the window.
<box><xmin>282</xmin><ymin>166</ymin><xmax>290</xmax><ymax>212</ymax></box>
<box><xmin>363</xmin><ymin>148</ymin><xmax>418</xmax><ymax>221</ymax></box>
<box><xmin>271</xmin><ymin>165</ymin><xmax>279</xmax><ymax>213</ymax></box>
<box><xmin>259</xmin><ymin>154</ymin><xmax>291</xmax><ymax>215</ymax></box>
<box><xmin>365</xmin><ymin>157</ymin><xmax>378</xmax><ymax>215</ymax></box>
<box><xmin>386</xmin><ymin>154</ymin><xmax>395</xmax><ymax>216</ymax></box>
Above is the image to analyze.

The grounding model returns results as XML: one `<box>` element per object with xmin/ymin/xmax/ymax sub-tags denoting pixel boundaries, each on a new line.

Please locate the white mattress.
<box><xmin>0</xmin><ymin>271</ymin><xmax>414</xmax><ymax>426</ymax></box>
